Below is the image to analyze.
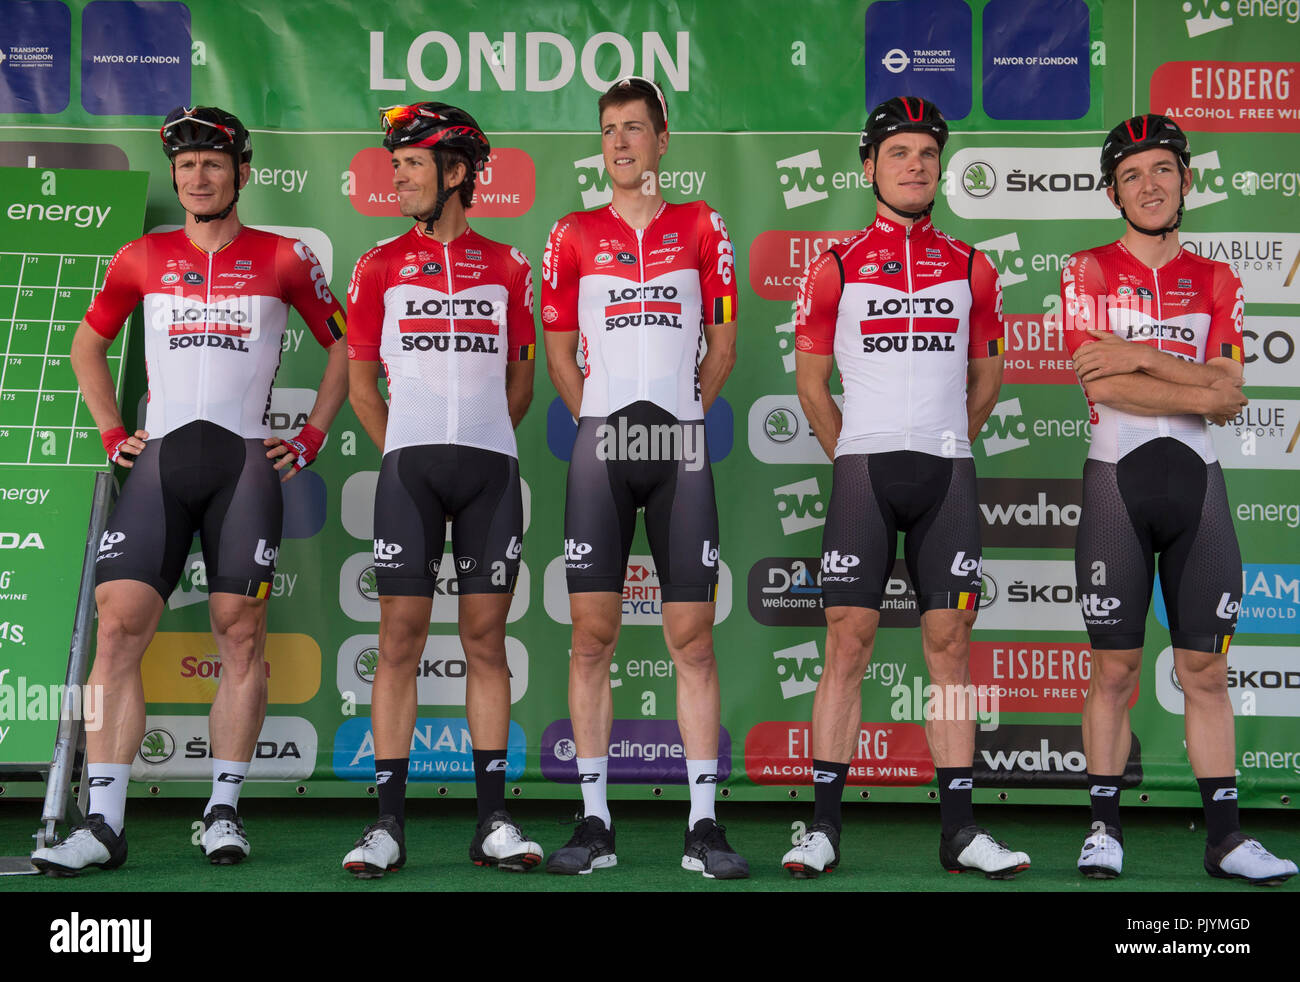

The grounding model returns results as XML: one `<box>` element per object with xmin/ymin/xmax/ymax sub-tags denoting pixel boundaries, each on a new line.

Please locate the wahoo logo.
<box><xmin>1186</xmin><ymin>150</ymin><xmax>1231</xmax><ymax>210</ymax></box>
<box><xmin>506</xmin><ymin>535</ymin><xmax>522</xmax><ymax>560</ymax></box>
<box><xmin>374</xmin><ymin>538</ymin><xmax>403</xmax><ymax>561</ymax></box>
<box><xmin>574</xmin><ymin>153</ymin><xmax>612</xmax><ymax>208</ymax></box>
<box><xmin>701</xmin><ymin>540</ymin><xmax>719</xmax><ymax>567</ymax></box>
<box><xmin>1216</xmin><ymin>593</ymin><xmax>1241</xmax><ymax>619</ymax></box>
<box><xmin>822</xmin><ymin>550</ymin><xmax>860</xmax><ymax>574</ymax></box>
<box><xmin>1212</xmin><ymin>787</ymin><xmax>1238</xmax><ymax>800</ymax></box>
<box><xmin>1184</xmin><ymin>0</ymin><xmax>1234</xmax><ymax>37</ymax></box>
<box><xmin>253</xmin><ymin>539</ymin><xmax>278</xmax><ymax>567</ymax></box>
<box><xmin>774</xmin><ymin>477</ymin><xmax>827</xmax><ymax>535</ymax></box>
<box><xmin>99</xmin><ymin>530</ymin><xmax>125</xmax><ymax>552</ymax></box>
<box><xmin>980</xmin><ymin>399</ymin><xmax>1031</xmax><ymax>456</ymax></box>
<box><xmin>813</xmin><ymin>769</ymin><xmax>838</xmax><ymax>783</ymax></box>
<box><xmin>974</xmin><ymin>232</ymin><xmax>1029</xmax><ymax>289</ymax></box>
<box><xmin>980</xmin><ymin>738</ymin><xmax>1086</xmax><ymax>773</ymax></box>
<box><xmin>773</xmin><ymin>640</ymin><xmax>823</xmax><ymax>700</ymax></box>
<box><xmin>694</xmin><ymin>774</ymin><xmax>718</xmax><ymax>784</ymax></box>
<box><xmin>947</xmin><ymin>777</ymin><xmax>973</xmax><ymax>790</ymax></box>
<box><xmin>950</xmin><ymin>551</ymin><xmax>981</xmax><ymax>577</ymax></box>
<box><xmin>776</xmin><ymin>149</ymin><xmax>829</xmax><ymax>209</ymax></box>
<box><xmin>1090</xmin><ymin>784</ymin><xmax>1118</xmax><ymax>797</ymax></box>
<box><xmin>485</xmin><ymin>758</ymin><xmax>509</xmax><ymax>772</ymax></box>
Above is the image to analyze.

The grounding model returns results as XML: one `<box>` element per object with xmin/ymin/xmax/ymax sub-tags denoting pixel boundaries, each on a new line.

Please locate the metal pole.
<box><xmin>34</xmin><ymin>471</ymin><xmax>117</xmax><ymax>851</ymax></box>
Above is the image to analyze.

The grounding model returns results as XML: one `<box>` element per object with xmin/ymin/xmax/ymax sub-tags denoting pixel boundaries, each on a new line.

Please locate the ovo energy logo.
<box><xmin>776</xmin><ymin>150</ymin><xmax>829</xmax><ymax>209</ymax></box>
<box><xmin>1184</xmin><ymin>0</ymin><xmax>1235</xmax><ymax>37</ymax></box>
<box><xmin>574</xmin><ymin>153</ymin><xmax>612</xmax><ymax>208</ymax></box>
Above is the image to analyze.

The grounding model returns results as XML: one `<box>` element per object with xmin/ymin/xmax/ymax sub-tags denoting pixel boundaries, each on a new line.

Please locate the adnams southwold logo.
<box><xmin>775</xmin><ymin>149</ymin><xmax>868</xmax><ymax>209</ymax></box>
<box><xmin>1183</xmin><ymin>0</ymin><xmax>1300</xmax><ymax>38</ymax></box>
<box><xmin>369</xmin><ymin>29</ymin><xmax>689</xmax><ymax>93</ymax></box>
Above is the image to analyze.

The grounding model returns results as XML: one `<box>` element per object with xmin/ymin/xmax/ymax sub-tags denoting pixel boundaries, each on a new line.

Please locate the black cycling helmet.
<box><xmin>858</xmin><ymin>96</ymin><xmax>948</xmax><ymax>220</ymax></box>
<box><xmin>381</xmin><ymin>102</ymin><xmax>490</xmax><ymax>231</ymax></box>
<box><xmin>160</xmin><ymin>105</ymin><xmax>252</xmax><ymax>223</ymax></box>
<box><xmin>1099</xmin><ymin>114</ymin><xmax>1191</xmax><ymax>239</ymax></box>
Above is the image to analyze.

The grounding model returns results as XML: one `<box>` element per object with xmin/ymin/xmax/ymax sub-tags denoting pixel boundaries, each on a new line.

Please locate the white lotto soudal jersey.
<box><xmin>795</xmin><ymin>215</ymin><xmax>1005</xmax><ymax>458</ymax></box>
<box><xmin>85</xmin><ymin>227</ymin><xmax>346</xmax><ymax>439</ymax></box>
<box><xmin>347</xmin><ymin>225</ymin><xmax>536</xmax><ymax>457</ymax></box>
<box><xmin>541</xmin><ymin>200</ymin><xmax>738</xmax><ymax>421</ymax></box>
<box><xmin>1061</xmin><ymin>240</ymin><xmax>1246</xmax><ymax>464</ymax></box>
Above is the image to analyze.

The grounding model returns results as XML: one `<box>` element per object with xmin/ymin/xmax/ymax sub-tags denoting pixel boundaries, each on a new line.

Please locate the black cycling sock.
<box><xmin>473</xmin><ymin>749</ymin><xmax>508</xmax><ymax>823</ymax></box>
<box><xmin>1197</xmin><ymin>776</ymin><xmax>1240</xmax><ymax>847</ymax></box>
<box><xmin>812</xmin><ymin>759</ymin><xmax>849</xmax><ymax>832</ymax></box>
<box><xmin>1086</xmin><ymin>774</ymin><xmax>1123</xmax><ymax>831</ymax></box>
<box><xmin>375</xmin><ymin>758</ymin><xmax>409</xmax><ymax>828</ymax></box>
<box><xmin>936</xmin><ymin>767</ymin><xmax>975</xmax><ymax>836</ymax></box>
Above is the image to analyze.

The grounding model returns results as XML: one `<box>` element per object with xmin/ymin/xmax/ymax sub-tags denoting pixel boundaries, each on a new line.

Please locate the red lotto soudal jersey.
<box><xmin>85</xmin><ymin>227</ymin><xmax>346</xmax><ymax>439</ymax></box>
<box><xmin>347</xmin><ymin>225</ymin><xmax>535</xmax><ymax>457</ymax></box>
<box><xmin>1060</xmin><ymin>240</ymin><xmax>1245</xmax><ymax>464</ymax></box>
<box><xmin>795</xmin><ymin>215</ymin><xmax>1005</xmax><ymax>458</ymax></box>
<box><xmin>541</xmin><ymin>200</ymin><xmax>738</xmax><ymax>420</ymax></box>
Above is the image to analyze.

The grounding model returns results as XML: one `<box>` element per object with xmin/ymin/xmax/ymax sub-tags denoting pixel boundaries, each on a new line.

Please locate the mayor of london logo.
<box><xmin>962</xmin><ymin>162</ymin><xmax>996</xmax><ymax>198</ymax></box>
<box><xmin>138</xmin><ymin>727</ymin><xmax>176</xmax><ymax>764</ymax></box>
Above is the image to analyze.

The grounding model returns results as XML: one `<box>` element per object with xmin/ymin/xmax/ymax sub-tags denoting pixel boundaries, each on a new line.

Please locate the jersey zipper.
<box><xmin>637</xmin><ymin>227</ymin><xmax>647</xmax><ymax>405</ymax></box>
<box><xmin>197</xmin><ymin>247</ymin><xmax>215</xmax><ymax>424</ymax></box>
<box><xmin>444</xmin><ymin>240</ymin><xmax>457</xmax><ymax>444</ymax></box>
<box><xmin>904</xmin><ymin>224</ymin><xmax>914</xmax><ymax>451</ymax></box>
<box><xmin>1152</xmin><ymin>265</ymin><xmax>1169</xmax><ymax>438</ymax></box>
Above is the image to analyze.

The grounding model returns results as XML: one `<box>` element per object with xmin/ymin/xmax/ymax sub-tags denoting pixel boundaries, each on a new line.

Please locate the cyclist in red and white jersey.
<box><xmin>33</xmin><ymin>106</ymin><xmax>348</xmax><ymax>876</ymax></box>
<box><xmin>342</xmin><ymin>102</ymin><xmax>541</xmax><ymax>877</ymax></box>
<box><xmin>541</xmin><ymin>77</ymin><xmax>746</xmax><ymax>878</ymax></box>
<box><xmin>1061</xmin><ymin>114</ymin><xmax>1294</xmax><ymax>885</ymax></box>
<box><xmin>783</xmin><ymin>97</ymin><xmax>1029</xmax><ymax>880</ymax></box>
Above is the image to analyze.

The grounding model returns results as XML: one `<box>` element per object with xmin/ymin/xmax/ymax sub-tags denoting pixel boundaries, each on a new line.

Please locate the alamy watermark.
<box><xmin>890</xmin><ymin>677</ymin><xmax>1001</xmax><ymax>730</ymax></box>
<box><xmin>0</xmin><ymin>669</ymin><xmax>103</xmax><ymax>732</ymax></box>
<box><xmin>594</xmin><ymin>417</ymin><xmax>707</xmax><ymax>472</ymax></box>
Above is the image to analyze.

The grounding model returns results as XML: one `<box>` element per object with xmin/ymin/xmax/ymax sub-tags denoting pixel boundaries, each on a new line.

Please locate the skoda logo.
<box><xmin>978</xmin><ymin>572</ymin><xmax>997</xmax><ymax>609</ymax></box>
<box><xmin>357</xmin><ymin>564</ymin><xmax>380</xmax><ymax>600</ymax></box>
<box><xmin>962</xmin><ymin>162</ymin><xmax>996</xmax><ymax>198</ymax></box>
<box><xmin>354</xmin><ymin>647</ymin><xmax>379</xmax><ymax>684</ymax></box>
<box><xmin>764</xmin><ymin>408</ymin><xmax>799</xmax><ymax>444</ymax></box>
<box><xmin>139</xmin><ymin>727</ymin><xmax>176</xmax><ymax>764</ymax></box>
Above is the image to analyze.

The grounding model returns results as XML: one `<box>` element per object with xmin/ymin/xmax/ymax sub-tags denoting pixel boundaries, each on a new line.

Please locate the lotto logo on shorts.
<box><xmin>98</xmin><ymin>531</ymin><xmax>125</xmax><ymax>553</ymax></box>
<box><xmin>821</xmin><ymin>550</ymin><xmax>859</xmax><ymax>576</ymax></box>
<box><xmin>564</xmin><ymin>539</ymin><xmax>593</xmax><ymax>566</ymax></box>
<box><xmin>373</xmin><ymin>538</ymin><xmax>403</xmax><ymax>568</ymax></box>
<box><xmin>253</xmin><ymin>539</ymin><xmax>279</xmax><ymax>567</ymax></box>
<box><xmin>949</xmin><ymin>551</ymin><xmax>981</xmax><ymax>577</ymax></box>
<box><xmin>701</xmin><ymin>540</ymin><xmax>719</xmax><ymax>568</ymax></box>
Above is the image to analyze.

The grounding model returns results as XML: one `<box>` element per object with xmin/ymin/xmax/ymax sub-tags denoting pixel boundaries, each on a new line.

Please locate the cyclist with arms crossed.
<box><xmin>1062</xmin><ymin>114</ymin><xmax>1295</xmax><ymax>885</ymax></box>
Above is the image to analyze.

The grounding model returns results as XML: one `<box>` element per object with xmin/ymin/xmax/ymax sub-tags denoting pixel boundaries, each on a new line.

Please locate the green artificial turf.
<box><xmin>1</xmin><ymin>797</ymin><xmax>1296</xmax><ymax>893</ymax></box>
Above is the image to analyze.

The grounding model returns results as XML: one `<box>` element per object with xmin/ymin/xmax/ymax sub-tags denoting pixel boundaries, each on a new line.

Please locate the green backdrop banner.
<box><xmin>0</xmin><ymin>0</ymin><xmax>1296</xmax><ymax>806</ymax></box>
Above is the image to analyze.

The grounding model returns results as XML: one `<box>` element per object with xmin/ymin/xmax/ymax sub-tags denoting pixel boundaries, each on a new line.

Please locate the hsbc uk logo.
<box><xmin>774</xmin><ymin>477</ymin><xmax>827</xmax><ymax>534</ymax></box>
<box><xmin>773</xmin><ymin>640</ymin><xmax>823</xmax><ymax>700</ymax></box>
<box><xmin>776</xmin><ymin>150</ymin><xmax>829</xmax><ymax>209</ymax></box>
